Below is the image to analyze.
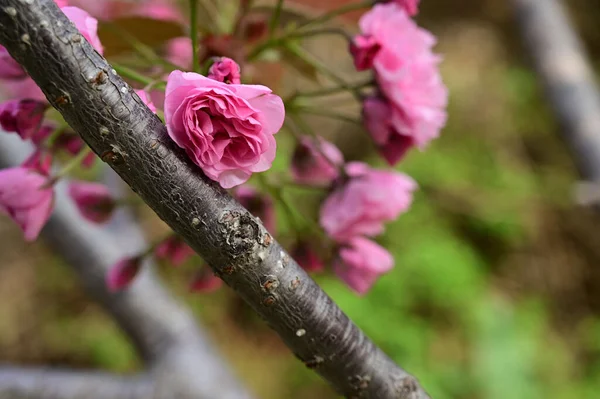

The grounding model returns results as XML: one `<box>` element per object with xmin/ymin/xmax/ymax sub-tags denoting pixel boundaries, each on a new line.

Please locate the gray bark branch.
<box><xmin>0</xmin><ymin>0</ymin><xmax>428</xmax><ymax>397</ymax></box>
<box><xmin>513</xmin><ymin>0</ymin><xmax>600</xmax><ymax>181</ymax></box>
<box><xmin>0</xmin><ymin>134</ymin><xmax>252</xmax><ymax>399</ymax></box>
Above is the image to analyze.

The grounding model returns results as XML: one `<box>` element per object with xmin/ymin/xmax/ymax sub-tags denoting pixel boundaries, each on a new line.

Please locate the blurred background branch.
<box><xmin>0</xmin><ymin>134</ymin><xmax>253</xmax><ymax>399</ymax></box>
<box><xmin>513</xmin><ymin>0</ymin><xmax>600</xmax><ymax>182</ymax></box>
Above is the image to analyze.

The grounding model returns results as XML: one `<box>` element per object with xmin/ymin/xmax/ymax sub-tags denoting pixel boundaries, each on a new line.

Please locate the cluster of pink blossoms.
<box><xmin>0</xmin><ymin>0</ymin><xmax>446</xmax><ymax>296</ymax></box>
<box><xmin>351</xmin><ymin>1</ymin><xmax>447</xmax><ymax>165</ymax></box>
<box><xmin>0</xmin><ymin>2</ymin><xmax>105</xmax><ymax>241</ymax></box>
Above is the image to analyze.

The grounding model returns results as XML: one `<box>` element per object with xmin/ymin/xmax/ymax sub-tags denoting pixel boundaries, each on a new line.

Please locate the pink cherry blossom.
<box><xmin>165</xmin><ymin>37</ymin><xmax>193</xmax><ymax>69</ymax></box>
<box><xmin>291</xmin><ymin>136</ymin><xmax>343</xmax><ymax>186</ymax></box>
<box><xmin>189</xmin><ymin>269</ymin><xmax>222</xmax><ymax>293</ymax></box>
<box><xmin>0</xmin><ymin>167</ymin><xmax>53</xmax><ymax>241</ymax></box>
<box><xmin>106</xmin><ymin>257</ymin><xmax>142</xmax><ymax>292</ymax></box>
<box><xmin>68</xmin><ymin>181</ymin><xmax>115</xmax><ymax>223</ymax></box>
<box><xmin>0</xmin><ymin>99</ymin><xmax>47</xmax><ymax>140</ymax></box>
<box><xmin>391</xmin><ymin>0</ymin><xmax>420</xmax><ymax>16</ymax></box>
<box><xmin>0</xmin><ymin>77</ymin><xmax>46</xmax><ymax>101</ymax></box>
<box><xmin>155</xmin><ymin>236</ymin><xmax>195</xmax><ymax>266</ymax></box>
<box><xmin>62</xmin><ymin>7</ymin><xmax>104</xmax><ymax>54</ymax></box>
<box><xmin>349</xmin><ymin>35</ymin><xmax>380</xmax><ymax>71</ymax></box>
<box><xmin>0</xmin><ymin>46</ymin><xmax>26</xmax><ymax>80</ymax></box>
<box><xmin>363</xmin><ymin>96</ymin><xmax>415</xmax><ymax>165</ymax></box>
<box><xmin>320</xmin><ymin>162</ymin><xmax>416</xmax><ymax>242</ymax></box>
<box><xmin>333</xmin><ymin>236</ymin><xmax>394</xmax><ymax>295</ymax></box>
<box><xmin>59</xmin><ymin>135</ymin><xmax>96</xmax><ymax>168</ymax></box>
<box><xmin>135</xmin><ymin>90</ymin><xmax>157</xmax><ymax>113</ymax></box>
<box><xmin>22</xmin><ymin>150</ymin><xmax>53</xmax><ymax>176</ymax></box>
<box><xmin>208</xmin><ymin>57</ymin><xmax>241</xmax><ymax>84</ymax></box>
<box><xmin>164</xmin><ymin>70</ymin><xmax>284</xmax><ymax>188</ymax></box>
<box><xmin>353</xmin><ymin>4</ymin><xmax>448</xmax><ymax>151</ymax></box>
<box><xmin>234</xmin><ymin>186</ymin><xmax>276</xmax><ymax>232</ymax></box>
<box><xmin>291</xmin><ymin>242</ymin><xmax>324</xmax><ymax>273</ymax></box>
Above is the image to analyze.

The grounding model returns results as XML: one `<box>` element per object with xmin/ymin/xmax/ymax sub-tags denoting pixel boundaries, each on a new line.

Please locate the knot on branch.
<box><xmin>219</xmin><ymin>210</ymin><xmax>261</xmax><ymax>258</ymax></box>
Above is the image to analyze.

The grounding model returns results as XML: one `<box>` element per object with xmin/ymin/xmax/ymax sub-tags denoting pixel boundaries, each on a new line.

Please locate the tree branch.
<box><xmin>0</xmin><ymin>366</ymin><xmax>152</xmax><ymax>399</ymax></box>
<box><xmin>513</xmin><ymin>0</ymin><xmax>600</xmax><ymax>181</ymax></box>
<box><xmin>0</xmin><ymin>134</ymin><xmax>253</xmax><ymax>399</ymax></box>
<box><xmin>0</xmin><ymin>1</ymin><xmax>428</xmax><ymax>397</ymax></box>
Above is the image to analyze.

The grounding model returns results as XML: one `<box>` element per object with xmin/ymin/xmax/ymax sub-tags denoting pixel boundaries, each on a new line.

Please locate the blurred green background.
<box><xmin>2</xmin><ymin>1</ymin><xmax>600</xmax><ymax>398</ymax></box>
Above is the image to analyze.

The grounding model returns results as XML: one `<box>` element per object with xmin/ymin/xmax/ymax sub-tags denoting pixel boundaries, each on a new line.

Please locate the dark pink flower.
<box><xmin>390</xmin><ymin>0</ymin><xmax>420</xmax><ymax>16</ymax></box>
<box><xmin>22</xmin><ymin>150</ymin><xmax>53</xmax><ymax>176</ymax></box>
<box><xmin>291</xmin><ymin>136</ymin><xmax>343</xmax><ymax>186</ymax></box>
<box><xmin>0</xmin><ymin>99</ymin><xmax>47</xmax><ymax>140</ymax></box>
<box><xmin>0</xmin><ymin>46</ymin><xmax>26</xmax><ymax>80</ymax></box>
<box><xmin>363</xmin><ymin>96</ymin><xmax>415</xmax><ymax>165</ymax></box>
<box><xmin>62</xmin><ymin>7</ymin><xmax>104</xmax><ymax>54</ymax></box>
<box><xmin>165</xmin><ymin>37</ymin><xmax>193</xmax><ymax>69</ymax></box>
<box><xmin>0</xmin><ymin>167</ymin><xmax>53</xmax><ymax>241</ymax></box>
<box><xmin>234</xmin><ymin>186</ymin><xmax>276</xmax><ymax>232</ymax></box>
<box><xmin>333</xmin><ymin>236</ymin><xmax>393</xmax><ymax>295</ymax></box>
<box><xmin>189</xmin><ymin>269</ymin><xmax>222</xmax><ymax>293</ymax></box>
<box><xmin>349</xmin><ymin>35</ymin><xmax>380</xmax><ymax>71</ymax></box>
<box><xmin>68</xmin><ymin>181</ymin><xmax>116</xmax><ymax>223</ymax></box>
<box><xmin>291</xmin><ymin>242</ymin><xmax>324</xmax><ymax>273</ymax></box>
<box><xmin>354</xmin><ymin>4</ymin><xmax>448</xmax><ymax>150</ymax></box>
<box><xmin>0</xmin><ymin>77</ymin><xmax>46</xmax><ymax>101</ymax></box>
<box><xmin>30</xmin><ymin>125</ymin><xmax>55</xmax><ymax>147</ymax></box>
<box><xmin>59</xmin><ymin>135</ymin><xmax>96</xmax><ymax>168</ymax></box>
<box><xmin>106</xmin><ymin>257</ymin><xmax>142</xmax><ymax>292</ymax></box>
<box><xmin>135</xmin><ymin>90</ymin><xmax>157</xmax><ymax>113</ymax></box>
<box><xmin>208</xmin><ymin>57</ymin><xmax>241</xmax><ymax>84</ymax></box>
<box><xmin>164</xmin><ymin>70</ymin><xmax>284</xmax><ymax>188</ymax></box>
<box><xmin>54</xmin><ymin>0</ymin><xmax>69</xmax><ymax>7</ymax></box>
<box><xmin>155</xmin><ymin>236</ymin><xmax>195</xmax><ymax>266</ymax></box>
<box><xmin>320</xmin><ymin>162</ymin><xmax>416</xmax><ymax>242</ymax></box>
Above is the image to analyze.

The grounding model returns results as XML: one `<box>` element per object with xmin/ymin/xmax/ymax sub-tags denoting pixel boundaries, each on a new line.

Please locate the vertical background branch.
<box><xmin>513</xmin><ymin>0</ymin><xmax>600</xmax><ymax>181</ymax></box>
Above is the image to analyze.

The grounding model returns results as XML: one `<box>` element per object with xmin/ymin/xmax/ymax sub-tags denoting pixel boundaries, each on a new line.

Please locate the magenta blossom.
<box><xmin>0</xmin><ymin>46</ymin><xmax>26</xmax><ymax>80</ymax></box>
<box><xmin>106</xmin><ymin>257</ymin><xmax>142</xmax><ymax>292</ymax></box>
<box><xmin>391</xmin><ymin>0</ymin><xmax>420</xmax><ymax>16</ymax></box>
<box><xmin>155</xmin><ymin>236</ymin><xmax>195</xmax><ymax>266</ymax></box>
<box><xmin>334</xmin><ymin>237</ymin><xmax>394</xmax><ymax>295</ymax></box>
<box><xmin>22</xmin><ymin>150</ymin><xmax>53</xmax><ymax>176</ymax></box>
<box><xmin>320</xmin><ymin>162</ymin><xmax>416</xmax><ymax>242</ymax></box>
<box><xmin>349</xmin><ymin>35</ymin><xmax>380</xmax><ymax>71</ymax></box>
<box><xmin>363</xmin><ymin>96</ymin><xmax>415</xmax><ymax>165</ymax></box>
<box><xmin>0</xmin><ymin>99</ymin><xmax>47</xmax><ymax>140</ymax></box>
<box><xmin>135</xmin><ymin>90</ymin><xmax>157</xmax><ymax>113</ymax></box>
<box><xmin>0</xmin><ymin>77</ymin><xmax>46</xmax><ymax>101</ymax></box>
<box><xmin>291</xmin><ymin>242</ymin><xmax>324</xmax><ymax>273</ymax></box>
<box><xmin>69</xmin><ymin>181</ymin><xmax>116</xmax><ymax>224</ymax></box>
<box><xmin>164</xmin><ymin>70</ymin><xmax>284</xmax><ymax>188</ymax></box>
<box><xmin>59</xmin><ymin>135</ymin><xmax>96</xmax><ymax>168</ymax></box>
<box><xmin>291</xmin><ymin>136</ymin><xmax>343</xmax><ymax>186</ymax></box>
<box><xmin>234</xmin><ymin>186</ymin><xmax>276</xmax><ymax>232</ymax></box>
<box><xmin>0</xmin><ymin>167</ymin><xmax>53</xmax><ymax>241</ymax></box>
<box><xmin>353</xmin><ymin>4</ymin><xmax>448</xmax><ymax>151</ymax></box>
<box><xmin>189</xmin><ymin>269</ymin><xmax>222</xmax><ymax>293</ymax></box>
<box><xmin>208</xmin><ymin>57</ymin><xmax>241</xmax><ymax>84</ymax></box>
<box><xmin>62</xmin><ymin>7</ymin><xmax>104</xmax><ymax>54</ymax></box>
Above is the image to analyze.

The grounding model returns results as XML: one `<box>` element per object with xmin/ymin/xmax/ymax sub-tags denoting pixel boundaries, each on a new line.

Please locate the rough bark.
<box><xmin>0</xmin><ymin>1</ymin><xmax>428</xmax><ymax>397</ymax></box>
<box><xmin>513</xmin><ymin>0</ymin><xmax>600</xmax><ymax>181</ymax></box>
<box><xmin>0</xmin><ymin>134</ymin><xmax>253</xmax><ymax>399</ymax></box>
